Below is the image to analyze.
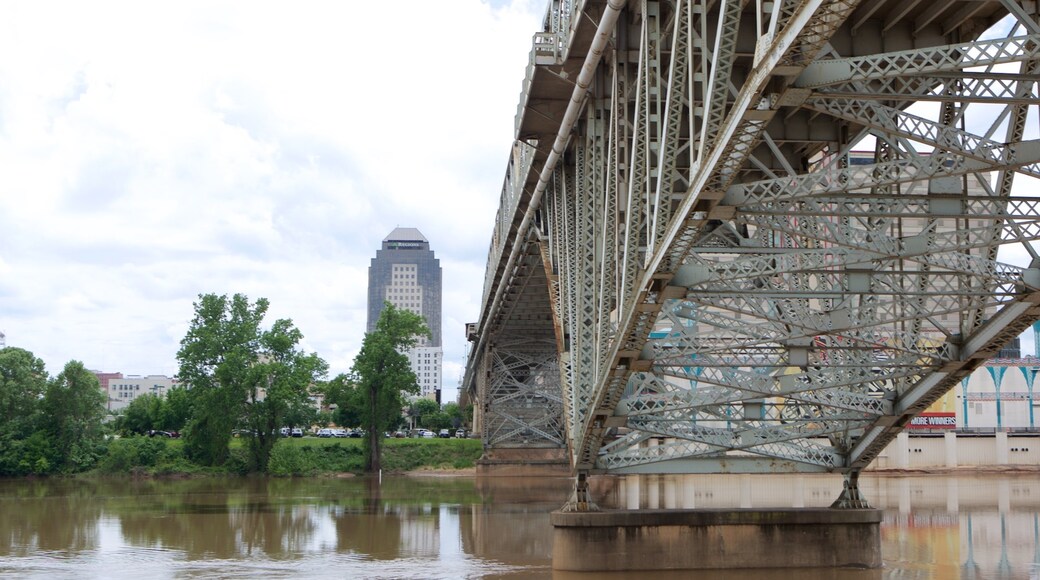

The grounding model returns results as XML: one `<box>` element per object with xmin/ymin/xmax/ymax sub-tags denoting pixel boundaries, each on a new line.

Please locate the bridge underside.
<box><xmin>470</xmin><ymin>236</ymin><xmax>567</xmax><ymax>454</ymax></box>
<box><xmin>467</xmin><ymin>0</ymin><xmax>1040</xmax><ymax>501</ymax></box>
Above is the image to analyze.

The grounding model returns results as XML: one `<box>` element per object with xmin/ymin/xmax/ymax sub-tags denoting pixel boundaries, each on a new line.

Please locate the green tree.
<box><xmin>177</xmin><ymin>293</ymin><xmax>327</xmax><ymax>471</ymax></box>
<box><xmin>0</xmin><ymin>347</ymin><xmax>48</xmax><ymax>439</ymax></box>
<box><xmin>351</xmin><ymin>302</ymin><xmax>429</xmax><ymax>472</ymax></box>
<box><xmin>420</xmin><ymin>410</ymin><xmax>451</xmax><ymax>432</ymax></box>
<box><xmin>315</xmin><ymin>410</ymin><xmax>334</xmax><ymax>429</ymax></box>
<box><xmin>324</xmin><ymin>373</ymin><xmax>364</xmax><ymax>428</ymax></box>
<box><xmin>410</xmin><ymin>398</ymin><xmax>438</xmax><ymax>427</ymax></box>
<box><xmin>158</xmin><ymin>386</ymin><xmax>192</xmax><ymax>432</ymax></box>
<box><xmin>178</xmin><ymin>294</ymin><xmax>264</xmax><ymax>466</ymax></box>
<box><xmin>442</xmin><ymin>402</ymin><xmax>464</xmax><ymax>429</ymax></box>
<box><xmin>42</xmin><ymin>361</ymin><xmax>107</xmax><ymax>472</ymax></box>
<box><xmin>243</xmin><ymin>319</ymin><xmax>328</xmax><ymax>471</ymax></box>
<box><xmin>0</xmin><ymin>348</ymin><xmax>50</xmax><ymax>475</ymax></box>
<box><xmin>119</xmin><ymin>393</ymin><xmax>163</xmax><ymax>435</ymax></box>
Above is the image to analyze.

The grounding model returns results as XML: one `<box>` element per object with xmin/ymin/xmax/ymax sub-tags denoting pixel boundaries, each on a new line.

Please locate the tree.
<box><xmin>178</xmin><ymin>294</ymin><xmax>265</xmax><ymax>466</ymax></box>
<box><xmin>324</xmin><ymin>373</ymin><xmax>364</xmax><ymax>428</ymax></box>
<box><xmin>442</xmin><ymin>402</ymin><xmax>464</xmax><ymax>429</ymax></box>
<box><xmin>0</xmin><ymin>347</ymin><xmax>48</xmax><ymax>439</ymax></box>
<box><xmin>351</xmin><ymin>302</ymin><xmax>429</xmax><ymax>472</ymax></box>
<box><xmin>119</xmin><ymin>393</ymin><xmax>163</xmax><ymax>435</ymax></box>
<box><xmin>158</xmin><ymin>386</ymin><xmax>192</xmax><ymax>432</ymax></box>
<box><xmin>177</xmin><ymin>293</ymin><xmax>327</xmax><ymax>470</ymax></box>
<box><xmin>0</xmin><ymin>347</ymin><xmax>50</xmax><ymax>475</ymax></box>
<box><xmin>410</xmin><ymin>398</ymin><xmax>439</xmax><ymax>430</ymax></box>
<box><xmin>42</xmin><ymin>361</ymin><xmax>107</xmax><ymax>472</ymax></box>
<box><xmin>420</xmin><ymin>410</ymin><xmax>451</xmax><ymax>432</ymax></box>
<box><xmin>244</xmin><ymin>319</ymin><xmax>328</xmax><ymax>471</ymax></box>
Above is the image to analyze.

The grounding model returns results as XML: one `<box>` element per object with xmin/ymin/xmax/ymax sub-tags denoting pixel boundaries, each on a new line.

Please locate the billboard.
<box><xmin>906</xmin><ymin>412</ymin><xmax>957</xmax><ymax>429</ymax></box>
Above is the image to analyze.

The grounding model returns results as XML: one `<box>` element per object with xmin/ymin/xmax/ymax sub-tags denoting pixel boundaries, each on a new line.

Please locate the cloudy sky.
<box><xmin>4</xmin><ymin>4</ymin><xmax>1039</xmax><ymax>404</ymax></box>
<box><xmin>0</xmin><ymin>0</ymin><xmax>546</xmax><ymax>401</ymax></box>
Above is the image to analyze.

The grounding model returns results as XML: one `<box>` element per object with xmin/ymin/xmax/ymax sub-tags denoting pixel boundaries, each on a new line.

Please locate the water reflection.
<box><xmin>594</xmin><ymin>473</ymin><xmax>1040</xmax><ymax>580</ymax></box>
<box><xmin>0</xmin><ymin>474</ymin><xmax>1037</xmax><ymax>578</ymax></box>
<box><xmin>0</xmin><ymin>476</ymin><xmax>570</xmax><ymax>578</ymax></box>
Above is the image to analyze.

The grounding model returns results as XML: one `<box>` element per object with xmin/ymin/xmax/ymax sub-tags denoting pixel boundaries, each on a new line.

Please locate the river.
<box><xmin>0</xmin><ymin>472</ymin><xmax>1036</xmax><ymax>578</ymax></box>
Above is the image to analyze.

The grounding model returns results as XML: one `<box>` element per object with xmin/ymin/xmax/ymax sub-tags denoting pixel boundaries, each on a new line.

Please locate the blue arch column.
<box><xmin>960</xmin><ymin>376</ymin><xmax>972</xmax><ymax>429</ymax></box>
<box><xmin>1018</xmin><ymin>366</ymin><xmax>1037</xmax><ymax>429</ymax></box>
<box><xmin>987</xmin><ymin>366</ymin><xmax>1007</xmax><ymax>430</ymax></box>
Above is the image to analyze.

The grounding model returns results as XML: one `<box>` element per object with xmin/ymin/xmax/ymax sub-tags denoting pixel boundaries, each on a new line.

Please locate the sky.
<box><xmin>3</xmin><ymin>5</ymin><xmax>1040</xmax><ymax>405</ymax></box>
<box><xmin>0</xmin><ymin>0</ymin><xmax>547</xmax><ymax>402</ymax></box>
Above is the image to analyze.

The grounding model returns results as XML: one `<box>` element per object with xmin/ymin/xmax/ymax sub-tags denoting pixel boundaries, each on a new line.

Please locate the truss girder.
<box><xmin>747</xmin><ymin>211</ymin><xmax>1040</xmax><ymax>260</ymax></box>
<box><xmin>469</xmin><ymin>0</ymin><xmax>1040</xmax><ymax>479</ymax></box>
<box><xmin>673</xmin><ymin>251</ymin><xmax>1025</xmax><ymax>291</ymax></box>
<box><xmin>483</xmin><ymin>340</ymin><xmax>565</xmax><ymax>448</ymax></box>
<box><xmin>724</xmin><ymin>150</ymin><xmax>1040</xmax><ymax>206</ymax></box>
<box><xmin>657</xmin><ymin>306</ymin><xmax>954</xmax><ymax>364</ymax></box>
<box><xmin>796</xmin><ymin>34</ymin><xmax>1040</xmax><ymax>88</ymax></box>
<box><xmin>816</xmin><ymin>74</ymin><xmax>1040</xmax><ymax>104</ymax></box>
<box><xmin>598</xmin><ymin>432</ymin><xmax>844</xmax><ymax>471</ymax></box>
<box><xmin>802</xmin><ymin>98</ymin><xmax>1040</xmax><ymax>179</ymax></box>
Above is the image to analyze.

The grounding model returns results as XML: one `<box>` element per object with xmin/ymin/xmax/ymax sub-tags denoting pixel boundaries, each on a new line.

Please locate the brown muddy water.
<box><xmin>0</xmin><ymin>473</ymin><xmax>1036</xmax><ymax>579</ymax></box>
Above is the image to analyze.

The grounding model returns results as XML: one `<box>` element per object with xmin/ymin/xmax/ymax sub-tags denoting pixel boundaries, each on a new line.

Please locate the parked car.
<box><xmin>455</xmin><ymin>429</ymin><xmax>466</xmax><ymax>438</ymax></box>
<box><xmin>291</xmin><ymin>427</ymin><xmax>304</xmax><ymax>438</ymax></box>
<box><xmin>317</xmin><ymin>428</ymin><xmax>333</xmax><ymax>438</ymax></box>
<box><xmin>393</xmin><ymin>431</ymin><xmax>407</xmax><ymax>438</ymax></box>
<box><xmin>438</xmin><ymin>429</ymin><xmax>450</xmax><ymax>438</ymax></box>
<box><xmin>422</xmin><ymin>430</ymin><xmax>435</xmax><ymax>439</ymax></box>
<box><xmin>332</xmin><ymin>428</ymin><xmax>348</xmax><ymax>438</ymax></box>
<box><xmin>349</xmin><ymin>429</ymin><xmax>364</xmax><ymax>438</ymax></box>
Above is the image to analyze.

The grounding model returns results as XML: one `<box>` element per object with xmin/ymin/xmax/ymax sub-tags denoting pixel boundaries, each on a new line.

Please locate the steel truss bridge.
<box><xmin>463</xmin><ymin>0</ymin><xmax>1040</xmax><ymax>509</ymax></box>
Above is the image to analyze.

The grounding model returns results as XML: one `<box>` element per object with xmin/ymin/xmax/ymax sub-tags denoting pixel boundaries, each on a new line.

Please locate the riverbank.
<box><xmin>92</xmin><ymin>435</ymin><xmax>484</xmax><ymax>477</ymax></box>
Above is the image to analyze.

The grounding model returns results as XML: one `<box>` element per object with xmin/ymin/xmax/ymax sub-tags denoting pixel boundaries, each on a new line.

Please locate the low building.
<box><xmin>105</xmin><ymin>374</ymin><xmax>178</xmax><ymax>412</ymax></box>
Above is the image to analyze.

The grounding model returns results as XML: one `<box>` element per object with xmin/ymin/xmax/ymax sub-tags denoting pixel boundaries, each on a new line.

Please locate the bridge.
<box><xmin>462</xmin><ymin>0</ymin><xmax>1040</xmax><ymax>516</ymax></box>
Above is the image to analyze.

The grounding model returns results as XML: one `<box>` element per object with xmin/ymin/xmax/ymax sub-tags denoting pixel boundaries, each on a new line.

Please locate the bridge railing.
<box><xmin>479</xmin><ymin>141</ymin><xmax>537</xmax><ymax>322</ymax></box>
<box><xmin>514</xmin><ymin>0</ymin><xmax>581</xmax><ymax>139</ymax></box>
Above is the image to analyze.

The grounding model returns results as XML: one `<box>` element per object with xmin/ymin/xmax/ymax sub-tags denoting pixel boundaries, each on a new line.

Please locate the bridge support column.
<box><xmin>831</xmin><ymin>471</ymin><xmax>872</xmax><ymax>509</ymax></box>
<box><xmin>560</xmin><ymin>472</ymin><xmax>599</xmax><ymax>512</ymax></box>
<box><xmin>551</xmin><ymin>508</ymin><xmax>882</xmax><ymax>571</ymax></box>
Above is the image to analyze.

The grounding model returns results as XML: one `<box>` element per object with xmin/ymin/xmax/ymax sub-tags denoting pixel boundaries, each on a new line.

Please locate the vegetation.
<box><xmin>337</xmin><ymin>302</ymin><xmax>429</xmax><ymax>473</ymax></box>
<box><xmin>409</xmin><ymin>400</ymin><xmax>471</xmax><ymax>432</ymax></box>
<box><xmin>95</xmin><ymin>436</ymin><xmax>481</xmax><ymax>477</ymax></box>
<box><xmin>113</xmin><ymin>388</ymin><xmax>192</xmax><ymax>436</ymax></box>
<box><xmin>0</xmin><ymin>296</ymin><xmax>480</xmax><ymax>479</ymax></box>
<box><xmin>0</xmin><ymin>350</ymin><xmax>108</xmax><ymax>475</ymax></box>
<box><xmin>177</xmin><ymin>293</ymin><xmax>327</xmax><ymax>472</ymax></box>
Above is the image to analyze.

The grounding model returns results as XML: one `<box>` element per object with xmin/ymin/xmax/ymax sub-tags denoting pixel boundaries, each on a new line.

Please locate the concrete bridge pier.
<box><xmin>551</xmin><ymin>471</ymin><xmax>882</xmax><ymax>572</ymax></box>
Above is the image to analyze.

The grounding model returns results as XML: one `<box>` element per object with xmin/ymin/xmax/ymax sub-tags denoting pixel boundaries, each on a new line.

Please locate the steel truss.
<box><xmin>471</xmin><ymin>0</ymin><xmax>1040</xmax><ymax>507</ymax></box>
<box><xmin>483</xmin><ymin>338</ymin><xmax>566</xmax><ymax>447</ymax></box>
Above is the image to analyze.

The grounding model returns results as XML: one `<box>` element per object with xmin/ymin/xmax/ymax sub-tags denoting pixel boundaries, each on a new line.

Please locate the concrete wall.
<box><xmin>476</xmin><ymin>447</ymin><xmax>569</xmax><ymax>476</ymax></box>
<box><xmin>867</xmin><ymin>433</ymin><xmax>1039</xmax><ymax>470</ymax></box>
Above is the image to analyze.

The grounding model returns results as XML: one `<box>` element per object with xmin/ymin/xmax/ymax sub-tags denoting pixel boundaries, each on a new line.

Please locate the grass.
<box><xmin>267</xmin><ymin>436</ymin><xmax>483</xmax><ymax>475</ymax></box>
<box><xmin>99</xmin><ymin>434</ymin><xmax>484</xmax><ymax>477</ymax></box>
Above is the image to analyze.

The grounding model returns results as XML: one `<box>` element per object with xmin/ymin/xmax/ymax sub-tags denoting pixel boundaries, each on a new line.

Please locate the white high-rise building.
<box><xmin>367</xmin><ymin>228</ymin><xmax>443</xmax><ymax>403</ymax></box>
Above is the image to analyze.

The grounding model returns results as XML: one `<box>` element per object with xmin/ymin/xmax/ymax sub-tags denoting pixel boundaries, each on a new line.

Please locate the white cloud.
<box><xmin>0</xmin><ymin>0</ymin><xmax>545</xmax><ymax>402</ymax></box>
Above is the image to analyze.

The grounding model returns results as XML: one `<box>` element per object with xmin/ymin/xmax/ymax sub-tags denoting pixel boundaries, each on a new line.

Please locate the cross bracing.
<box><xmin>463</xmin><ymin>0</ymin><xmax>1040</xmax><ymax>502</ymax></box>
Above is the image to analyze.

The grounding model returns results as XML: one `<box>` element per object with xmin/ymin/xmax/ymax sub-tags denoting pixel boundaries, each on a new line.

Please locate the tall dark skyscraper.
<box><xmin>367</xmin><ymin>227</ymin><xmax>443</xmax><ymax>402</ymax></box>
